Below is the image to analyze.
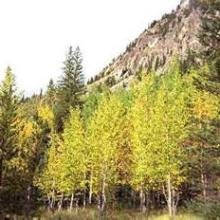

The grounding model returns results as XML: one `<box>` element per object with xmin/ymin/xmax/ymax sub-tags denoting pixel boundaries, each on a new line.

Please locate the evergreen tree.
<box><xmin>46</xmin><ymin>79</ymin><xmax>56</xmax><ymax>107</ymax></box>
<box><xmin>0</xmin><ymin>67</ymin><xmax>20</xmax><ymax>215</ymax></box>
<box><xmin>199</xmin><ymin>0</ymin><xmax>220</xmax><ymax>81</ymax></box>
<box><xmin>187</xmin><ymin>71</ymin><xmax>220</xmax><ymax>202</ymax></box>
<box><xmin>199</xmin><ymin>0</ymin><xmax>220</xmax><ymax>59</ymax></box>
<box><xmin>55</xmin><ymin>46</ymin><xmax>85</xmax><ymax>131</ymax></box>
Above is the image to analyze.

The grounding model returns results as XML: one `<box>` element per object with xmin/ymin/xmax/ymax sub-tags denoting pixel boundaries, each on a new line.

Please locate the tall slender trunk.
<box><xmin>165</xmin><ymin>176</ymin><xmax>179</xmax><ymax>218</ymax></box>
<box><xmin>98</xmin><ymin>174</ymin><xmax>106</xmax><ymax>220</ymax></box>
<box><xmin>58</xmin><ymin>193</ymin><xmax>63</xmax><ymax>211</ymax></box>
<box><xmin>47</xmin><ymin>196</ymin><xmax>51</xmax><ymax>211</ymax></box>
<box><xmin>201</xmin><ymin>172</ymin><xmax>207</xmax><ymax>201</ymax></box>
<box><xmin>50</xmin><ymin>188</ymin><xmax>55</xmax><ymax>211</ymax></box>
<box><xmin>101</xmin><ymin>178</ymin><xmax>106</xmax><ymax>212</ymax></box>
<box><xmin>200</xmin><ymin>159</ymin><xmax>207</xmax><ymax>202</ymax></box>
<box><xmin>167</xmin><ymin>175</ymin><xmax>173</xmax><ymax>218</ymax></box>
<box><xmin>13</xmin><ymin>214</ymin><xmax>18</xmax><ymax>220</ymax></box>
<box><xmin>140</xmin><ymin>188</ymin><xmax>147</xmax><ymax>213</ymax></box>
<box><xmin>69</xmin><ymin>192</ymin><xmax>74</xmax><ymax>211</ymax></box>
<box><xmin>75</xmin><ymin>198</ymin><xmax>79</xmax><ymax>212</ymax></box>
<box><xmin>83</xmin><ymin>189</ymin><xmax>86</xmax><ymax>209</ymax></box>
<box><xmin>146</xmin><ymin>192</ymin><xmax>149</xmax><ymax>214</ymax></box>
<box><xmin>50</xmin><ymin>179</ymin><xmax>56</xmax><ymax>211</ymax></box>
<box><xmin>24</xmin><ymin>186</ymin><xmax>31</xmax><ymax>220</ymax></box>
<box><xmin>82</xmin><ymin>173</ymin><xmax>86</xmax><ymax>209</ymax></box>
<box><xmin>131</xmin><ymin>190</ymin><xmax>136</xmax><ymax>209</ymax></box>
<box><xmin>172</xmin><ymin>189</ymin><xmax>178</xmax><ymax>217</ymax></box>
<box><xmin>89</xmin><ymin>171</ymin><xmax>93</xmax><ymax>204</ymax></box>
<box><xmin>199</xmin><ymin>123</ymin><xmax>207</xmax><ymax>202</ymax></box>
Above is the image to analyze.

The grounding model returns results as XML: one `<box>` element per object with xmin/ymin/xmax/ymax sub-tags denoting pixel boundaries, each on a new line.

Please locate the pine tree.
<box><xmin>199</xmin><ymin>0</ymin><xmax>220</xmax><ymax>80</ymax></box>
<box><xmin>199</xmin><ymin>0</ymin><xmax>220</xmax><ymax>59</ymax></box>
<box><xmin>55</xmin><ymin>46</ymin><xmax>85</xmax><ymax>131</ymax></box>
<box><xmin>46</xmin><ymin>79</ymin><xmax>56</xmax><ymax>107</ymax></box>
<box><xmin>188</xmin><ymin>74</ymin><xmax>220</xmax><ymax>202</ymax></box>
<box><xmin>60</xmin><ymin>46</ymin><xmax>84</xmax><ymax>106</ymax></box>
<box><xmin>0</xmin><ymin>67</ymin><xmax>20</xmax><ymax>214</ymax></box>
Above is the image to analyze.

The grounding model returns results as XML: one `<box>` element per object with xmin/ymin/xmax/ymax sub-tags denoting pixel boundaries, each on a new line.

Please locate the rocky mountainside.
<box><xmin>88</xmin><ymin>0</ymin><xmax>206</xmax><ymax>88</ymax></box>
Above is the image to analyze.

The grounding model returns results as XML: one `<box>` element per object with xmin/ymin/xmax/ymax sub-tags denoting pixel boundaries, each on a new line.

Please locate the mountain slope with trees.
<box><xmin>87</xmin><ymin>0</ymin><xmax>218</xmax><ymax>89</ymax></box>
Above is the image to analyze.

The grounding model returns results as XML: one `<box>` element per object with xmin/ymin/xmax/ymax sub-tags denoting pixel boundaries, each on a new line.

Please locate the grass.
<box><xmin>39</xmin><ymin>209</ymin><xmax>205</xmax><ymax>220</ymax></box>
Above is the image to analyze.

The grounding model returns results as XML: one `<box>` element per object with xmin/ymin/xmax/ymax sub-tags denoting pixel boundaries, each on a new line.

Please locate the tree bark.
<box><xmin>13</xmin><ymin>214</ymin><xmax>18</xmax><ymax>220</ymax></box>
<box><xmin>69</xmin><ymin>192</ymin><xmax>74</xmax><ymax>211</ymax></box>
<box><xmin>131</xmin><ymin>189</ymin><xmax>136</xmax><ymax>209</ymax></box>
<box><xmin>89</xmin><ymin>171</ymin><xmax>93</xmax><ymax>204</ymax></box>
<box><xmin>201</xmin><ymin>166</ymin><xmax>207</xmax><ymax>202</ymax></box>
<box><xmin>47</xmin><ymin>196</ymin><xmax>51</xmax><ymax>211</ymax></box>
<box><xmin>98</xmin><ymin>175</ymin><xmax>106</xmax><ymax>220</ymax></box>
<box><xmin>24</xmin><ymin>186</ymin><xmax>31</xmax><ymax>220</ymax></box>
<box><xmin>83</xmin><ymin>189</ymin><xmax>86</xmax><ymax>209</ymax></box>
<box><xmin>165</xmin><ymin>176</ymin><xmax>179</xmax><ymax>218</ymax></box>
<box><xmin>75</xmin><ymin>198</ymin><xmax>79</xmax><ymax>212</ymax></box>
<box><xmin>139</xmin><ymin>188</ymin><xmax>147</xmax><ymax>213</ymax></box>
<box><xmin>58</xmin><ymin>193</ymin><xmax>63</xmax><ymax>211</ymax></box>
<box><xmin>167</xmin><ymin>176</ymin><xmax>173</xmax><ymax>218</ymax></box>
<box><xmin>50</xmin><ymin>188</ymin><xmax>55</xmax><ymax>211</ymax></box>
<box><xmin>49</xmin><ymin>179</ymin><xmax>56</xmax><ymax>212</ymax></box>
<box><xmin>101</xmin><ymin>179</ymin><xmax>106</xmax><ymax>212</ymax></box>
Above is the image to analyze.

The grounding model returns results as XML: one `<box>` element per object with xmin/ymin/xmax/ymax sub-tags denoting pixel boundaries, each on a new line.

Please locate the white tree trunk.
<box><xmin>89</xmin><ymin>171</ymin><xmax>93</xmax><ymax>204</ymax></box>
<box><xmin>167</xmin><ymin>176</ymin><xmax>173</xmax><ymax>218</ymax></box>
<box><xmin>69</xmin><ymin>192</ymin><xmax>74</xmax><ymax>211</ymax></box>
<box><xmin>140</xmin><ymin>188</ymin><xmax>147</xmax><ymax>213</ymax></box>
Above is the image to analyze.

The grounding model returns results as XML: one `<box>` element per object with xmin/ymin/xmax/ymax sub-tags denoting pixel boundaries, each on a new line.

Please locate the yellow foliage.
<box><xmin>193</xmin><ymin>91</ymin><xmax>219</xmax><ymax>120</ymax></box>
<box><xmin>38</xmin><ymin>104</ymin><xmax>54</xmax><ymax>128</ymax></box>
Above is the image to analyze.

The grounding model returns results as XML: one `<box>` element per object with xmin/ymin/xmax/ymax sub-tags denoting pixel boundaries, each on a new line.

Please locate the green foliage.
<box><xmin>199</xmin><ymin>0</ymin><xmax>220</xmax><ymax>59</ymax></box>
<box><xmin>104</xmin><ymin>75</ymin><xmax>117</xmax><ymax>87</ymax></box>
<box><xmin>46</xmin><ymin>79</ymin><xmax>57</xmax><ymax>107</ymax></box>
<box><xmin>185</xmin><ymin>200</ymin><xmax>220</xmax><ymax>220</ymax></box>
<box><xmin>0</xmin><ymin>67</ymin><xmax>19</xmax><ymax>161</ymax></box>
<box><xmin>82</xmin><ymin>86</ymin><xmax>103</xmax><ymax>125</ymax></box>
<box><xmin>55</xmin><ymin>46</ymin><xmax>85</xmax><ymax>131</ymax></box>
<box><xmin>0</xmin><ymin>67</ymin><xmax>21</xmax><ymax>212</ymax></box>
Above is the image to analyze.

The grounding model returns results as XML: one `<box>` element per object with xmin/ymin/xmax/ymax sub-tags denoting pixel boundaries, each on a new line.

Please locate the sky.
<box><xmin>0</xmin><ymin>0</ymin><xmax>180</xmax><ymax>96</ymax></box>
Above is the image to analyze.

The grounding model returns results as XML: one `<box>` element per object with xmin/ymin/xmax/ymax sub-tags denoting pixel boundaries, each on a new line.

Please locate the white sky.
<box><xmin>0</xmin><ymin>0</ymin><xmax>180</xmax><ymax>96</ymax></box>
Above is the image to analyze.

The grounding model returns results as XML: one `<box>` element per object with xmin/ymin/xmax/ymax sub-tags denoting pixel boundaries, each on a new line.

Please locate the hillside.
<box><xmin>88</xmin><ymin>0</ymin><xmax>205</xmax><ymax>88</ymax></box>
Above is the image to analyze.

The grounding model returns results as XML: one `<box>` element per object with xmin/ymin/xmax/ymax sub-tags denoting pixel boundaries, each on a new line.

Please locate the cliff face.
<box><xmin>88</xmin><ymin>0</ymin><xmax>206</xmax><ymax>88</ymax></box>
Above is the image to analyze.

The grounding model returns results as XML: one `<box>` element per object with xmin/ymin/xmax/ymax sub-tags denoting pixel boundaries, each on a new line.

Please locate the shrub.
<box><xmin>185</xmin><ymin>199</ymin><xmax>220</xmax><ymax>219</ymax></box>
